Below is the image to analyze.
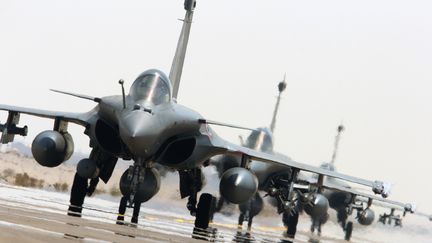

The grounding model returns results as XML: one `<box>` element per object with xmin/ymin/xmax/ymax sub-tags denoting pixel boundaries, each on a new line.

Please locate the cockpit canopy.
<box><xmin>244</xmin><ymin>127</ymin><xmax>274</xmax><ymax>153</ymax></box>
<box><xmin>129</xmin><ymin>69</ymin><xmax>172</xmax><ymax>105</ymax></box>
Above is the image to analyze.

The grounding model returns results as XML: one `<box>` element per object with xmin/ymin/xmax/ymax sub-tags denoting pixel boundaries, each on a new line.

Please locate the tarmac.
<box><xmin>1</xmin><ymin>182</ymin><xmax>426</xmax><ymax>243</ymax></box>
<box><xmin>0</xmin><ymin>183</ymin><xmax>324</xmax><ymax>243</ymax></box>
<box><xmin>0</xmin><ymin>203</ymin><xmax>179</xmax><ymax>243</ymax></box>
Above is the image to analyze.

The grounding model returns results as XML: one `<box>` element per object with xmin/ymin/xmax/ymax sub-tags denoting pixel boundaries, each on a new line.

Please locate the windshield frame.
<box><xmin>129</xmin><ymin>70</ymin><xmax>172</xmax><ymax>106</ymax></box>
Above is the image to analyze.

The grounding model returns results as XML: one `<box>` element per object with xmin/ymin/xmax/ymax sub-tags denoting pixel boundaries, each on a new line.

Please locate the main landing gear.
<box><xmin>336</xmin><ymin>209</ymin><xmax>353</xmax><ymax>241</ymax></box>
<box><xmin>178</xmin><ymin>168</ymin><xmax>217</xmax><ymax>240</ymax></box>
<box><xmin>68</xmin><ymin>147</ymin><xmax>117</xmax><ymax>217</ymax></box>
<box><xmin>237</xmin><ymin>193</ymin><xmax>264</xmax><ymax>232</ymax></box>
<box><xmin>192</xmin><ymin>193</ymin><xmax>217</xmax><ymax>241</ymax></box>
<box><xmin>344</xmin><ymin>221</ymin><xmax>353</xmax><ymax>241</ymax></box>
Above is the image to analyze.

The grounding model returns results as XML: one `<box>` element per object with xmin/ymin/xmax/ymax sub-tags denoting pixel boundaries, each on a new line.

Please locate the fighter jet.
<box><xmin>308</xmin><ymin>125</ymin><xmax>417</xmax><ymax>241</ymax></box>
<box><xmin>212</xmin><ymin>77</ymin><xmax>297</xmax><ymax>233</ymax></box>
<box><xmin>313</xmin><ymin>180</ymin><xmax>416</xmax><ymax>242</ymax></box>
<box><xmin>308</xmin><ymin>124</ymin><xmax>356</xmax><ymax>239</ymax></box>
<box><xmin>0</xmin><ymin>0</ymin><xmax>390</xmax><ymax>239</ymax></box>
<box><xmin>210</xmin><ymin>80</ymin><xmax>384</xmax><ymax>239</ymax></box>
<box><xmin>211</xmin><ymin>87</ymin><xmax>417</xmax><ymax>241</ymax></box>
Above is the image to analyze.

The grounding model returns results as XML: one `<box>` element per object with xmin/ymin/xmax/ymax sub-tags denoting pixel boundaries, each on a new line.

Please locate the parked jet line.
<box><xmin>211</xmin><ymin>80</ymin><xmax>405</xmax><ymax>240</ymax></box>
<box><xmin>305</xmin><ymin>125</ymin><xmax>418</xmax><ymax>241</ymax></box>
<box><xmin>0</xmin><ymin>0</ymin><xmax>390</xmax><ymax>240</ymax></box>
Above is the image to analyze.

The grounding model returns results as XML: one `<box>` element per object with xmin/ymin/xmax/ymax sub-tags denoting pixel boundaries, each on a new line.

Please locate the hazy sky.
<box><xmin>1</xmin><ymin>0</ymin><xmax>432</xmax><ymax>215</ymax></box>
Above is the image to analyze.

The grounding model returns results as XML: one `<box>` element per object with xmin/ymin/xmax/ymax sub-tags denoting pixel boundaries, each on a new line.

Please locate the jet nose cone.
<box><xmin>121</xmin><ymin>119</ymin><xmax>142</xmax><ymax>139</ymax></box>
<box><xmin>119</xmin><ymin>111</ymin><xmax>157</xmax><ymax>156</ymax></box>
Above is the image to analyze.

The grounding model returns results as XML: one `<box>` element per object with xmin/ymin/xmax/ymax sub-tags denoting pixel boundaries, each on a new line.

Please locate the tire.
<box><xmin>345</xmin><ymin>221</ymin><xmax>353</xmax><ymax>241</ymax></box>
<box><xmin>194</xmin><ymin>193</ymin><xmax>213</xmax><ymax>229</ymax></box>
<box><xmin>283</xmin><ymin>211</ymin><xmax>299</xmax><ymax>239</ymax></box>
<box><xmin>209</xmin><ymin>195</ymin><xmax>217</xmax><ymax>222</ymax></box>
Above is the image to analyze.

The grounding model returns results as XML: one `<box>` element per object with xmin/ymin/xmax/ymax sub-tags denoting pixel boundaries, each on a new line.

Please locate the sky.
<box><xmin>0</xmin><ymin>0</ymin><xmax>432</xmax><ymax>217</ymax></box>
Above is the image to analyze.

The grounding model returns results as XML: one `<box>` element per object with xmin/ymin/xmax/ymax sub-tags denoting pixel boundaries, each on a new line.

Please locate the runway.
<box><xmin>0</xmin><ymin>183</ymin><xmax>429</xmax><ymax>243</ymax></box>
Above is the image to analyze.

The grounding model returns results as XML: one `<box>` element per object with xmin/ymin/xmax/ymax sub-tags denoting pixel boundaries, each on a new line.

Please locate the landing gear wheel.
<box><xmin>283</xmin><ymin>211</ymin><xmax>299</xmax><ymax>239</ymax></box>
<box><xmin>194</xmin><ymin>193</ymin><xmax>213</xmax><ymax>229</ymax></box>
<box><xmin>209</xmin><ymin>194</ymin><xmax>217</xmax><ymax>222</ymax></box>
<box><xmin>344</xmin><ymin>221</ymin><xmax>353</xmax><ymax>241</ymax></box>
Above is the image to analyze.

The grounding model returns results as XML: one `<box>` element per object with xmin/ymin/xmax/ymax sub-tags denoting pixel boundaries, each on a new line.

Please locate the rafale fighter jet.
<box><xmin>307</xmin><ymin>125</ymin><xmax>417</xmax><ymax>241</ymax></box>
<box><xmin>212</xmin><ymin>77</ymin><xmax>310</xmax><ymax>235</ymax></box>
<box><xmin>211</xmin><ymin>78</ymin><xmax>311</xmax><ymax>237</ymax></box>
<box><xmin>0</xmin><ymin>0</ymin><xmax>390</xmax><ymax>239</ymax></box>
<box><xmin>211</xmin><ymin>81</ymin><xmax>396</xmax><ymax>239</ymax></box>
<box><xmin>308</xmin><ymin>125</ymin><xmax>358</xmax><ymax>240</ymax></box>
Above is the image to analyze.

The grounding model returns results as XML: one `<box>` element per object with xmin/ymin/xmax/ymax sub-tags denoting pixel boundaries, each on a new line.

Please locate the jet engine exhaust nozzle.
<box><xmin>219</xmin><ymin>167</ymin><xmax>258</xmax><ymax>204</ymax></box>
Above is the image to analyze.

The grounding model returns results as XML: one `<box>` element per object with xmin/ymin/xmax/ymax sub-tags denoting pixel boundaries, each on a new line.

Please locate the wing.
<box><xmin>322</xmin><ymin>180</ymin><xmax>413</xmax><ymax>212</ymax></box>
<box><xmin>416</xmin><ymin>211</ymin><xmax>432</xmax><ymax>221</ymax></box>
<box><xmin>0</xmin><ymin>104</ymin><xmax>95</xmax><ymax>143</ymax></box>
<box><xmin>0</xmin><ymin>104</ymin><xmax>92</xmax><ymax>125</ymax></box>
<box><xmin>348</xmin><ymin>187</ymin><xmax>431</xmax><ymax>221</ymax></box>
<box><xmin>204</xmin><ymin>127</ymin><xmax>390</xmax><ymax>198</ymax></box>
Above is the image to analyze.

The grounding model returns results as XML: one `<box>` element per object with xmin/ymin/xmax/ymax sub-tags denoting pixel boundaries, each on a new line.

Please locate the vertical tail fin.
<box><xmin>169</xmin><ymin>0</ymin><xmax>196</xmax><ymax>100</ymax></box>
<box><xmin>330</xmin><ymin>123</ymin><xmax>345</xmax><ymax>165</ymax></box>
<box><xmin>269</xmin><ymin>74</ymin><xmax>287</xmax><ymax>133</ymax></box>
